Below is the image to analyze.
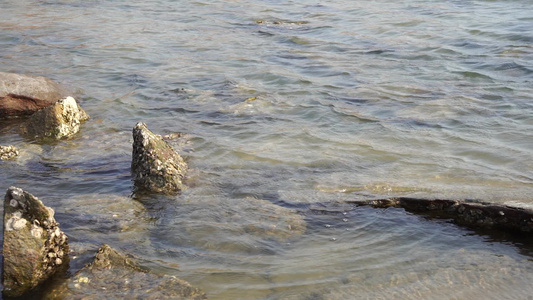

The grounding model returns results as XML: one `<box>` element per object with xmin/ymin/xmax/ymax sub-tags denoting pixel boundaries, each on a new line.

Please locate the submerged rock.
<box><xmin>45</xmin><ymin>244</ymin><xmax>207</xmax><ymax>300</ymax></box>
<box><xmin>22</xmin><ymin>96</ymin><xmax>89</xmax><ymax>139</ymax></box>
<box><xmin>179</xmin><ymin>196</ymin><xmax>307</xmax><ymax>254</ymax></box>
<box><xmin>0</xmin><ymin>145</ymin><xmax>19</xmax><ymax>160</ymax></box>
<box><xmin>0</xmin><ymin>72</ymin><xmax>67</xmax><ymax>118</ymax></box>
<box><xmin>132</xmin><ymin>122</ymin><xmax>188</xmax><ymax>194</ymax></box>
<box><xmin>2</xmin><ymin>187</ymin><xmax>69</xmax><ymax>298</ymax></box>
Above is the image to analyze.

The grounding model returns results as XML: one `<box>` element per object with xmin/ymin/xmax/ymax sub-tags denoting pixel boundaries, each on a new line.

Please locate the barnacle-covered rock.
<box><xmin>132</xmin><ymin>122</ymin><xmax>188</xmax><ymax>194</ymax></box>
<box><xmin>2</xmin><ymin>187</ymin><xmax>69</xmax><ymax>298</ymax></box>
<box><xmin>0</xmin><ymin>145</ymin><xmax>19</xmax><ymax>160</ymax></box>
<box><xmin>22</xmin><ymin>96</ymin><xmax>89</xmax><ymax>140</ymax></box>
<box><xmin>45</xmin><ymin>244</ymin><xmax>207</xmax><ymax>300</ymax></box>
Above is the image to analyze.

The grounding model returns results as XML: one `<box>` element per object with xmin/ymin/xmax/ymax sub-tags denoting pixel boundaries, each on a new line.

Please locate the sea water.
<box><xmin>0</xmin><ymin>0</ymin><xmax>532</xmax><ymax>298</ymax></box>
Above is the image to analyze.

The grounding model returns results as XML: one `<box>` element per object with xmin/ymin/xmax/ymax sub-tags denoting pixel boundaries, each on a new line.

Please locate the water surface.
<box><xmin>1</xmin><ymin>0</ymin><xmax>532</xmax><ymax>298</ymax></box>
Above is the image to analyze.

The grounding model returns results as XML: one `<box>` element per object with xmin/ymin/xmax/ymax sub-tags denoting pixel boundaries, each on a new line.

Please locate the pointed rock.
<box><xmin>45</xmin><ymin>244</ymin><xmax>207</xmax><ymax>299</ymax></box>
<box><xmin>22</xmin><ymin>96</ymin><xmax>89</xmax><ymax>140</ymax></box>
<box><xmin>0</xmin><ymin>72</ymin><xmax>67</xmax><ymax>118</ymax></box>
<box><xmin>132</xmin><ymin>122</ymin><xmax>188</xmax><ymax>194</ymax></box>
<box><xmin>2</xmin><ymin>187</ymin><xmax>69</xmax><ymax>298</ymax></box>
<box><xmin>0</xmin><ymin>145</ymin><xmax>19</xmax><ymax>160</ymax></box>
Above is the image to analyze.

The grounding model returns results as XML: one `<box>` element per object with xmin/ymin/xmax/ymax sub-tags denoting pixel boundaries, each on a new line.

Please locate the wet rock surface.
<box><xmin>350</xmin><ymin>197</ymin><xmax>533</xmax><ymax>232</ymax></box>
<box><xmin>2</xmin><ymin>187</ymin><xmax>69</xmax><ymax>298</ymax></box>
<box><xmin>44</xmin><ymin>244</ymin><xmax>207</xmax><ymax>300</ymax></box>
<box><xmin>0</xmin><ymin>72</ymin><xmax>67</xmax><ymax>118</ymax></box>
<box><xmin>0</xmin><ymin>145</ymin><xmax>19</xmax><ymax>160</ymax></box>
<box><xmin>22</xmin><ymin>96</ymin><xmax>89</xmax><ymax>140</ymax></box>
<box><xmin>132</xmin><ymin>122</ymin><xmax>188</xmax><ymax>194</ymax></box>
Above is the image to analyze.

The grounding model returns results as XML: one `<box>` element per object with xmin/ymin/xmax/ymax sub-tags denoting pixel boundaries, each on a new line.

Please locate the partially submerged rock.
<box><xmin>22</xmin><ymin>96</ymin><xmax>89</xmax><ymax>139</ymax></box>
<box><xmin>351</xmin><ymin>197</ymin><xmax>533</xmax><ymax>232</ymax></box>
<box><xmin>132</xmin><ymin>122</ymin><xmax>188</xmax><ymax>194</ymax></box>
<box><xmin>0</xmin><ymin>145</ymin><xmax>19</xmax><ymax>160</ymax></box>
<box><xmin>45</xmin><ymin>244</ymin><xmax>207</xmax><ymax>300</ymax></box>
<box><xmin>2</xmin><ymin>187</ymin><xmax>69</xmax><ymax>298</ymax></box>
<box><xmin>0</xmin><ymin>72</ymin><xmax>67</xmax><ymax>118</ymax></box>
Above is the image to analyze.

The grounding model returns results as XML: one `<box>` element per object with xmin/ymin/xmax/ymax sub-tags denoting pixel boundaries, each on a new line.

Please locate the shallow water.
<box><xmin>1</xmin><ymin>0</ymin><xmax>532</xmax><ymax>299</ymax></box>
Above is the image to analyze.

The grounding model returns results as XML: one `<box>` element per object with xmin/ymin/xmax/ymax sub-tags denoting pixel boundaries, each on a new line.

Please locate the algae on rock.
<box><xmin>2</xmin><ymin>187</ymin><xmax>69</xmax><ymax>298</ymax></box>
<box><xmin>45</xmin><ymin>244</ymin><xmax>207</xmax><ymax>300</ymax></box>
<box><xmin>132</xmin><ymin>122</ymin><xmax>188</xmax><ymax>194</ymax></box>
<box><xmin>22</xmin><ymin>96</ymin><xmax>89</xmax><ymax>140</ymax></box>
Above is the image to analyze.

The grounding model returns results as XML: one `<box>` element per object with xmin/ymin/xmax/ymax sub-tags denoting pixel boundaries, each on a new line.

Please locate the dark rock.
<box><xmin>132</xmin><ymin>122</ymin><xmax>188</xmax><ymax>194</ymax></box>
<box><xmin>0</xmin><ymin>145</ymin><xmax>19</xmax><ymax>160</ymax></box>
<box><xmin>349</xmin><ymin>197</ymin><xmax>533</xmax><ymax>232</ymax></box>
<box><xmin>0</xmin><ymin>72</ymin><xmax>67</xmax><ymax>118</ymax></box>
<box><xmin>2</xmin><ymin>187</ymin><xmax>69</xmax><ymax>298</ymax></box>
<box><xmin>44</xmin><ymin>244</ymin><xmax>207</xmax><ymax>300</ymax></box>
<box><xmin>21</xmin><ymin>96</ymin><xmax>89</xmax><ymax>140</ymax></box>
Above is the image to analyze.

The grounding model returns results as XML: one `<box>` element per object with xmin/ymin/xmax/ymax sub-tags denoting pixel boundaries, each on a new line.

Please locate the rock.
<box><xmin>44</xmin><ymin>244</ymin><xmax>207</xmax><ymax>300</ymax></box>
<box><xmin>239</xmin><ymin>197</ymin><xmax>307</xmax><ymax>241</ymax></box>
<box><xmin>0</xmin><ymin>72</ymin><xmax>67</xmax><ymax>118</ymax></box>
<box><xmin>0</xmin><ymin>145</ymin><xmax>19</xmax><ymax>160</ymax></box>
<box><xmin>350</xmin><ymin>197</ymin><xmax>533</xmax><ymax>232</ymax></box>
<box><xmin>132</xmin><ymin>122</ymin><xmax>188</xmax><ymax>194</ymax></box>
<box><xmin>22</xmin><ymin>96</ymin><xmax>89</xmax><ymax>139</ymax></box>
<box><xmin>2</xmin><ymin>187</ymin><xmax>69</xmax><ymax>298</ymax></box>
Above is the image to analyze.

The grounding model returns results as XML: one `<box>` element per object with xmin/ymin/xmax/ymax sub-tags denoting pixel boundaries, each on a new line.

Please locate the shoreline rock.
<box><xmin>347</xmin><ymin>197</ymin><xmax>533</xmax><ymax>232</ymax></box>
<box><xmin>44</xmin><ymin>244</ymin><xmax>207</xmax><ymax>299</ymax></box>
<box><xmin>132</xmin><ymin>122</ymin><xmax>188</xmax><ymax>194</ymax></box>
<box><xmin>0</xmin><ymin>145</ymin><xmax>19</xmax><ymax>160</ymax></box>
<box><xmin>21</xmin><ymin>96</ymin><xmax>89</xmax><ymax>140</ymax></box>
<box><xmin>2</xmin><ymin>187</ymin><xmax>69</xmax><ymax>298</ymax></box>
<box><xmin>0</xmin><ymin>72</ymin><xmax>67</xmax><ymax>118</ymax></box>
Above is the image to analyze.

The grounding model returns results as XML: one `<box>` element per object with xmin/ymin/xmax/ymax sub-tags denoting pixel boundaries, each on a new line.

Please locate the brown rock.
<box><xmin>0</xmin><ymin>72</ymin><xmax>67</xmax><ymax>118</ymax></box>
<box><xmin>2</xmin><ymin>187</ymin><xmax>69</xmax><ymax>298</ymax></box>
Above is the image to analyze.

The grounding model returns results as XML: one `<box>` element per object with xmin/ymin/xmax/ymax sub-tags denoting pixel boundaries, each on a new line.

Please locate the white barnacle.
<box><xmin>8</xmin><ymin>217</ymin><xmax>28</xmax><ymax>231</ymax></box>
<box><xmin>9</xmin><ymin>199</ymin><xmax>18</xmax><ymax>207</ymax></box>
<box><xmin>31</xmin><ymin>224</ymin><xmax>43</xmax><ymax>238</ymax></box>
<box><xmin>10</xmin><ymin>187</ymin><xmax>24</xmax><ymax>201</ymax></box>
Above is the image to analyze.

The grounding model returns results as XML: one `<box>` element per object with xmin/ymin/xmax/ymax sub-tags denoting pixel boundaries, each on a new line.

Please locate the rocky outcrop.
<box><xmin>132</xmin><ymin>122</ymin><xmax>188</xmax><ymax>194</ymax></box>
<box><xmin>45</xmin><ymin>244</ymin><xmax>207</xmax><ymax>300</ymax></box>
<box><xmin>0</xmin><ymin>72</ymin><xmax>67</xmax><ymax>118</ymax></box>
<box><xmin>2</xmin><ymin>187</ymin><xmax>69</xmax><ymax>298</ymax></box>
<box><xmin>22</xmin><ymin>96</ymin><xmax>89</xmax><ymax>140</ymax></box>
<box><xmin>0</xmin><ymin>145</ymin><xmax>19</xmax><ymax>160</ymax></box>
<box><xmin>349</xmin><ymin>197</ymin><xmax>533</xmax><ymax>232</ymax></box>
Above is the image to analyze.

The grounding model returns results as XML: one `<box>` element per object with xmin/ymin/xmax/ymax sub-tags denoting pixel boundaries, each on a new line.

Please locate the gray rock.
<box><xmin>2</xmin><ymin>187</ymin><xmax>69</xmax><ymax>298</ymax></box>
<box><xmin>0</xmin><ymin>72</ymin><xmax>67</xmax><ymax>118</ymax></box>
<box><xmin>132</xmin><ymin>122</ymin><xmax>188</xmax><ymax>194</ymax></box>
<box><xmin>44</xmin><ymin>244</ymin><xmax>207</xmax><ymax>300</ymax></box>
<box><xmin>22</xmin><ymin>96</ymin><xmax>89</xmax><ymax>140</ymax></box>
<box><xmin>0</xmin><ymin>145</ymin><xmax>19</xmax><ymax>160</ymax></box>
